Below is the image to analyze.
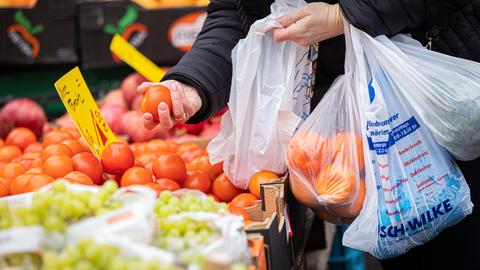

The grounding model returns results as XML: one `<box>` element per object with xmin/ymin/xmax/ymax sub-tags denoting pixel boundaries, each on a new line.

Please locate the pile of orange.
<box><xmin>286</xmin><ymin>131</ymin><xmax>366</xmax><ymax>223</ymax></box>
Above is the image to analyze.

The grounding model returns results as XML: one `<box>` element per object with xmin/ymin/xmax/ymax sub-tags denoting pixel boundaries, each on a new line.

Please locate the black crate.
<box><xmin>0</xmin><ymin>0</ymin><xmax>77</xmax><ymax>66</ymax></box>
<box><xmin>78</xmin><ymin>0</ymin><xmax>206</xmax><ymax>69</ymax></box>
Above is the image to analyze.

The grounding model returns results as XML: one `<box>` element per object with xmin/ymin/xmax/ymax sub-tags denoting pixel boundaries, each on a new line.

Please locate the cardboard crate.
<box><xmin>244</xmin><ymin>176</ymin><xmax>294</xmax><ymax>270</ymax></box>
<box><xmin>77</xmin><ymin>0</ymin><xmax>206</xmax><ymax>69</ymax></box>
<box><xmin>0</xmin><ymin>0</ymin><xmax>77</xmax><ymax>66</ymax></box>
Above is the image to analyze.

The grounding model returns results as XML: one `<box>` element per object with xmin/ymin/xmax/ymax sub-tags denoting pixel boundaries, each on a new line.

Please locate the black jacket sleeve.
<box><xmin>339</xmin><ymin>0</ymin><xmax>428</xmax><ymax>37</ymax></box>
<box><xmin>162</xmin><ymin>0</ymin><xmax>247</xmax><ymax>123</ymax></box>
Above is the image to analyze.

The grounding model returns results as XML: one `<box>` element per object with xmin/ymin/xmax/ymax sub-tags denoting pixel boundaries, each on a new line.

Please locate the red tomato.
<box><xmin>101</xmin><ymin>142</ymin><xmax>134</xmax><ymax>175</ymax></box>
<box><xmin>152</xmin><ymin>153</ymin><xmax>186</xmax><ymax>184</ymax></box>
<box><xmin>183</xmin><ymin>170</ymin><xmax>211</xmax><ymax>193</ymax></box>
<box><xmin>141</xmin><ymin>85</ymin><xmax>172</xmax><ymax>121</ymax></box>
<box><xmin>120</xmin><ymin>167</ymin><xmax>153</xmax><ymax>187</ymax></box>
<box><xmin>146</xmin><ymin>139</ymin><xmax>172</xmax><ymax>155</ymax></box>
<box><xmin>72</xmin><ymin>152</ymin><xmax>104</xmax><ymax>185</ymax></box>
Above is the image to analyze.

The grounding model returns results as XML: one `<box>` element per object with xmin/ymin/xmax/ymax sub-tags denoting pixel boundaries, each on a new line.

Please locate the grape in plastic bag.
<box><xmin>342</xmin><ymin>25</ymin><xmax>473</xmax><ymax>259</ymax></box>
<box><xmin>286</xmin><ymin>26</ymin><xmax>365</xmax><ymax>224</ymax></box>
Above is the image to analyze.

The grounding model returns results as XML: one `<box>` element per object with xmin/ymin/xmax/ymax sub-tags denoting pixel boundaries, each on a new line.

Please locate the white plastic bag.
<box><xmin>207</xmin><ymin>0</ymin><xmax>313</xmax><ymax>189</ymax></box>
<box><xmin>285</xmin><ymin>39</ymin><xmax>365</xmax><ymax>224</ymax></box>
<box><xmin>372</xmin><ymin>34</ymin><xmax>480</xmax><ymax>160</ymax></box>
<box><xmin>343</xmin><ymin>25</ymin><xmax>473</xmax><ymax>259</ymax></box>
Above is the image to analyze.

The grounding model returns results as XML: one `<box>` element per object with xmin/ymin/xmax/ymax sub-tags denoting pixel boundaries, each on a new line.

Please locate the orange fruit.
<box><xmin>183</xmin><ymin>170</ymin><xmax>211</xmax><ymax>193</ymax></box>
<box><xmin>23</xmin><ymin>142</ymin><xmax>43</xmax><ymax>153</ymax></box>
<box><xmin>137</xmin><ymin>152</ymin><xmax>158</xmax><ymax>165</ymax></box>
<box><xmin>72</xmin><ymin>152</ymin><xmax>104</xmax><ymax>185</ymax></box>
<box><xmin>26</xmin><ymin>166</ymin><xmax>43</xmax><ymax>174</ymax></box>
<box><xmin>0</xmin><ymin>179</ymin><xmax>9</xmax><ymax>197</ymax></box>
<box><xmin>60</xmin><ymin>127</ymin><xmax>81</xmax><ymax>139</ymax></box>
<box><xmin>6</xmin><ymin>127</ymin><xmax>37</xmax><ymax>151</ymax></box>
<box><xmin>62</xmin><ymin>139</ymin><xmax>84</xmax><ymax>155</ymax></box>
<box><xmin>64</xmin><ymin>171</ymin><xmax>94</xmax><ymax>185</ymax></box>
<box><xmin>248</xmin><ymin>171</ymin><xmax>279</xmax><ymax>199</ymax></box>
<box><xmin>230</xmin><ymin>193</ymin><xmax>258</xmax><ymax>208</ymax></box>
<box><xmin>228</xmin><ymin>205</ymin><xmax>251</xmax><ymax>221</ymax></box>
<box><xmin>0</xmin><ymin>139</ymin><xmax>4</xmax><ymax>148</ymax></box>
<box><xmin>152</xmin><ymin>153</ymin><xmax>186</xmax><ymax>184</ymax></box>
<box><xmin>314</xmin><ymin>163</ymin><xmax>358</xmax><ymax>205</ymax></box>
<box><xmin>10</xmin><ymin>174</ymin><xmax>34</xmax><ymax>195</ymax></box>
<box><xmin>146</xmin><ymin>139</ymin><xmax>171</xmax><ymax>155</ymax></box>
<box><xmin>329</xmin><ymin>179</ymin><xmax>365</xmax><ymax>218</ymax></box>
<box><xmin>187</xmin><ymin>155</ymin><xmax>223</xmax><ymax>180</ymax></box>
<box><xmin>41</xmin><ymin>144</ymin><xmax>73</xmax><ymax>162</ymax></box>
<box><xmin>121</xmin><ymin>167</ymin><xmax>153</xmax><ymax>187</ymax></box>
<box><xmin>331</xmin><ymin>133</ymin><xmax>364</xmax><ymax>170</ymax></box>
<box><xmin>286</xmin><ymin>132</ymin><xmax>329</xmax><ymax>176</ymax></box>
<box><xmin>141</xmin><ymin>85</ymin><xmax>173</xmax><ymax>121</ymax></box>
<box><xmin>1</xmin><ymin>162</ymin><xmax>26</xmax><ymax>179</ymax></box>
<box><xmin>42</xmin><ymin>130</ymin><xmax>73</xmax><ymax>147</ymax></box>
<box><xmin>179</xmin><ymin>148</ymin><xmax>206</xmax><ymax>164</ymax></box>
<box><xmin>43</xmin><ymin>155</ymin><xmax>74</xmax><ymax>179</ymax></box>
<box><xmin>101</xmin><ymin>142</ymin><xmax>134</xmax><ymax>175</ymax></box>
<box><xmin>211</xmin><ymin>173</ymin><xmax>242</xmax><ymax>202</ymax></box>
<box><xmin>153</xmin><ymin>178</ymin><xmax>181</xmax><ymax>191</ymax></box>
<box><xmin>25</xmin><ymin>174</ymin><xmax>55</xmax><ymax>192</ymax></box>
<box><xmin>176</xmin><ymin>143</ymin><xmax>201</xmax><ymax>156</ymax></box>
<box><xmin>313</xmin><ymin>209</ymin><xmax>355</xmax><ymax>224</ymax></box>
<box><xmin>0</xmin><ymin>146</ymin><xmax>22</xmax><ymax>162</ymax></box>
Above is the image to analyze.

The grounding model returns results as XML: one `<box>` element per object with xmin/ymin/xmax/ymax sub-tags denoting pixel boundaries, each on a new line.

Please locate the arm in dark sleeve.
<box><xmin>162</xmin><ymin>0</ymin><xmax>247</xmax><ymax>123</ymax></box>
<box><xmin>338</xmin><ymin>0</ymin><xmax>431</xmax><ymax>37</ymax></box>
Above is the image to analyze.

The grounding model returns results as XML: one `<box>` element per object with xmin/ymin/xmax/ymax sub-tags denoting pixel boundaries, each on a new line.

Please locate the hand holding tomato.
<box><xmin>137</xmin><ymin>80</ymin><xmax>202</xmax><ymax>130</ymax></box>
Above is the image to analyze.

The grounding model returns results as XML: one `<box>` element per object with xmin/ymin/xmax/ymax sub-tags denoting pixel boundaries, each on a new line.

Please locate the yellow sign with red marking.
<box><xmin>54</xmin><ymin>67</ymin><xmax>117</xmax><ymax>158</ymax></box>
<box><xmin>109</xmin><ymin>34</ymin><xmax>165</xmax><ymax>82</ymax></box>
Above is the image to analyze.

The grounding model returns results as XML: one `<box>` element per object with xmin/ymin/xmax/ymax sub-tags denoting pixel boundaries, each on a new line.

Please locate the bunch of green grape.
<box><xmin>0</xmin><ymin>181</ymin><xmax>121</xmax><ymax>232</ymax></box>
<box><xmin>0</xmin><ymin>253</ymin><xmax>42</xmax><ymax>270</ymax></box>
<box><xmin>153</xmin><ymin>191</ymin><xmax>229</xmax><ymax>267</ymax></box>
<box><xmin>42</xmin><ymin>239</ymin><xmax>175</xmax><ymax>270</ymax></box>
<box><xmin>154</xmin><ymin>191</ymin><xmax>227</xmax><ymax>218</ymax></box>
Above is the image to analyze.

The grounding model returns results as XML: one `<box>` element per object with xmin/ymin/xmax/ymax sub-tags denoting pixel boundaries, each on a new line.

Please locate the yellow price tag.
<box><xmin>54</xmin><ymin>67</ymin><xmax>117</xmax><ymax>158</ymax></box>
<box><xmin>110</xmin><ymin>34</ymin><xmax>165</xmax><ymax>82</ymax></box>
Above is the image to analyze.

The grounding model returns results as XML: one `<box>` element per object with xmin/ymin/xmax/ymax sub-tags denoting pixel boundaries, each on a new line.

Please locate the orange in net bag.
<box><xmin>286</xmin><ymin>74</ymin><xmax>365</xmax><ymax>223</ymax></box>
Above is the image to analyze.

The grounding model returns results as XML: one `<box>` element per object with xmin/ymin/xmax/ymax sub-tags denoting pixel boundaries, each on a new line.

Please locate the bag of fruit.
<box><xmin>208</xmin><ymin>0</ymin><xmax>314</xmax><ymax>189</ymax></box>
<box><xmin>342</xmin><ymin>24</ymin><xmax>473</xmax><ymax>259</ymax></box>
<box><xmin>285</xmin><ymin>32</ymin><xmax>365</xmax><ymax>224</ymax></box>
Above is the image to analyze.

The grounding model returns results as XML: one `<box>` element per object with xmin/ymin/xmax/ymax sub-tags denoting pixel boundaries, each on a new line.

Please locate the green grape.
<box><xmin>41</xmin><ymin>239</ymin><xmax>175</xmax><ymax>270</ymax></box>
<box><xmin>0</xmin><ymin>180</ymin><xmax>123</xmax><ymax>233</ymax></box>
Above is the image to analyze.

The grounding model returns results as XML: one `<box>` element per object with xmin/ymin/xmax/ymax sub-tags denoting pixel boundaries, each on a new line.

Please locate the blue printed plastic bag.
<box><xmin>342</xmin><ymin>25</ymin><xmax>473</xmax><ymax>259</ymax></box>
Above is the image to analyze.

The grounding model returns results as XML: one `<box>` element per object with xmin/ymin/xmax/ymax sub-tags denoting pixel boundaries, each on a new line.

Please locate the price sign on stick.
<box><xmin>54</xmin><ymin>67</ymin><xmax>117</xmax><ymax>158</ymax></box>
<box><xmin>110</xmin><ymin>34</ymin><xmax>165</xmax><ymax>82</ymax></box>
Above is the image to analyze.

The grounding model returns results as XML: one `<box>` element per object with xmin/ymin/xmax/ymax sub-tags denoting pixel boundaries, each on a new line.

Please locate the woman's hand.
<box><xmin>272</xmin><ymin>3</ymin><xmax>344</xmax><ymax>47</ymax></box>
<box><xmin>137</xmin><ymin>80</ymin><xmax>202</xmax><ymax>130</ymax></box>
